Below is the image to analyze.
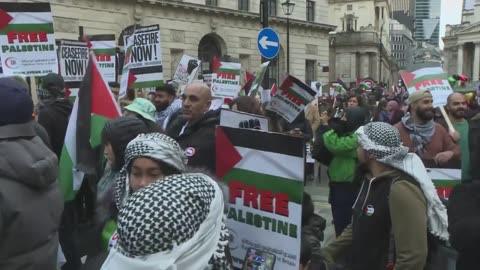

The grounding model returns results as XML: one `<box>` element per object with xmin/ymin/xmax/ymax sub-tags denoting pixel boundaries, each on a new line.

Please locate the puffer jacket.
<box><xmin>0</xmin><ymin>121</ymin><xmax>63</xmax><ymax>270</ymax></box>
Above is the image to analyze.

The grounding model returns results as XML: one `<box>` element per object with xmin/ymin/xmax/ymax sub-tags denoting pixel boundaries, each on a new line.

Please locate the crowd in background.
<box><xmin>0</xmin><ymin>72</ymin><xmax>479</xmax><ymax>270</ymax></box>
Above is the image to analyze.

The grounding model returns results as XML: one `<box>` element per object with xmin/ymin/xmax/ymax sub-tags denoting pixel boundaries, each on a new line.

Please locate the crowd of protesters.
<box><xmin>0</xmin><ymin>72</ymin><xmax>479</xmax><ymax>270</ymax></box>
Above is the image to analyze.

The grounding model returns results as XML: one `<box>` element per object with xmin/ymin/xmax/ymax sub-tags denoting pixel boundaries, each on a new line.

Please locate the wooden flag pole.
<box><xmin>439</xmin><ymin>105</ymin><xmax>455</xmax><ymax>132</ymax></box>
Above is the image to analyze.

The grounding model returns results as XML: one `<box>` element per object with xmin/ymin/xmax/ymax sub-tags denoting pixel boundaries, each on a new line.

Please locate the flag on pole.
<box><xmin>239</xmin><ymin>72</ymin><xmax>254</xmax><ymax>96</ymax></box>
<box><xmin>212</xmin><ymin>56</ymin><xmax>222</xmax><ymax>72</ymax></box>
<box><xmin>58</xmin><ymin>51</ymin><xmax>121</xmax><ymax>201</ymax></box>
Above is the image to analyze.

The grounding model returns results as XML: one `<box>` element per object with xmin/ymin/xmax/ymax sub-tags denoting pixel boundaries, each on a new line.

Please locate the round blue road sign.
<box><xmin>257</xmin><ymin>27</ymin><xmax>280</xmax><ymax>59</ymax></box>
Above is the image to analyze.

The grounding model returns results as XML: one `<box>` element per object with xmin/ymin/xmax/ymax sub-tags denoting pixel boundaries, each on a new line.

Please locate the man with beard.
<box><xmin>443</xmin><ymin>93</ymin><xmax>472</xmax><ymax>180</ymax></box>
<box><xmin>394</xmin><ymin>90</ymin><xmax>459</xmax><ymax>165</ymax></box>
<box><xmin>153</xmin><ymin>83</ymin><xmax>182</xmax><ymax>129</ymax></box>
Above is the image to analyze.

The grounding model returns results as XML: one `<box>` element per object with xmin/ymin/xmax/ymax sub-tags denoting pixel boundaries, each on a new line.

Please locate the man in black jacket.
<box><xmin>37</xmin><ymin>73</ymin><xmax>73</xmax><ymax>158</ymax></box>
<box><xmin>37</xmin><ymin>73</ymin><xmax>82</xmax><ymax>270</ymax></box>
<box><xmin>167</xmin><ymin>83</ymin><xmax>219</xmax><ymax>173</ymax></box>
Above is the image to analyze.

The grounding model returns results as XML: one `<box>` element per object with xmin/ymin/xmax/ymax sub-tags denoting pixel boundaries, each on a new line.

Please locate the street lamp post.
<box><xmin>281</xmin><ymin>0</ymin><xmax>295</xmax><ymax>75</ymax></box>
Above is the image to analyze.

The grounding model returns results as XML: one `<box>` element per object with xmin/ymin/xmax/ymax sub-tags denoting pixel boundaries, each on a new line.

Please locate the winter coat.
<box><xmin>167</xmin><ymin>109</ymin><xmax>220</xmax><ymax>173</ymax></box>
<box><xmin>322</xmin><ymin>107</ymin><xmax>366</xmax><ymax>183</ymax></box>
<box><xmin>447</xmin><ymin>180</ymin><xmax>480</xmax><ymax>270</ymax></box>
<box><xmin>37</xmin><ymin>98</ymin><xmax>73</xmax><ymax>158</ymax></box>
<box><xmin>0</xmin><ymin>122</ymin><xmax>63</xmax><ymax>270</ymax></box>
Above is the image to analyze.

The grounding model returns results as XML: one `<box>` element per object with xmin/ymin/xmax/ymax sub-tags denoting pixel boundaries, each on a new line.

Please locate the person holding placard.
<box><xmin>439</xmin><ymin>92</ymin><xmax>480</xmax><ymax>182</ymax></box>
<box><xmin>394</xmin><ymin>90</ymin><xmax>460</xmax><ymax>165</ymax></box>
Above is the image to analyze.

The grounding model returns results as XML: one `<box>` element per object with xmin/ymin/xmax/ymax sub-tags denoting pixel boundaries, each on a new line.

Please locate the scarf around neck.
<box><xmin>102</xmin><ymin>173</ymin><xmax>232</xmax><ymax>270</ymax></box>
<box><xmin>356</xmin><ymin>123</ymin><xmax>449</xmax><ymax>241</ymax></box>
<box><xmin>401</xmin><ymin>112</ymin><xmax>435</xmax><ymax>156</ymax></box>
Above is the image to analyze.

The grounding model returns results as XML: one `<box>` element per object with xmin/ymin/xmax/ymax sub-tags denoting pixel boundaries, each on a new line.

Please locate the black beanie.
<box><xmin>0</xmin><ymin>78</ymin><xmax>33</xmax><ymax>126</ymax></box>
<box><xmin>102</xmin><ymin>116</ymin><xmax>152</xmax><ymax>171</ymax></box>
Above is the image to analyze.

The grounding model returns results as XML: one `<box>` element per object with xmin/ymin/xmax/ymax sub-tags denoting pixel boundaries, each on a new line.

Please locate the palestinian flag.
<box><xmin>238</xmin><ymin>72</ymin><xmax>254</xmax><ymax>96</ymax></box>
<box><xmin>423</xmin><ymin>160</ymin><xmax>461</xmax><ymax>198</ymax></box>
<box><xmin>59</xmin><ymin>51</ymin><xmax>120</xmax><ymax>201</ymax></box>
<box><xmin>249</xmin><ymin>61</ymin><xmax>270</xmax><ymax>98</ymax></box>
<box><xmin>216</xmin><ymin>126</ymin><xmax>304</xmax><ymax>270</ymax></box>
<box><xmin>58</xmin><ymin>99</ymin><xmax>84</xmax><ymax>201</ymax></box>
<box><xmin>279</xmin><ymin>75</ymin><xmax>317</xmax><ymax>105</ymax></box>
<box><xmin>86</xmin><ymin>34</ymin><xmax>116</xmax><ymax>83</ymax></box>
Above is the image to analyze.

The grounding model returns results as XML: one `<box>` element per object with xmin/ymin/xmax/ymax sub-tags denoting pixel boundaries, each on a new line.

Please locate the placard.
<box><xmin>211</xmin><ymin>62</ymin><xmax>241</xmax><ymax>99</ymax></box>
<box><xmin>220</xmin><ymin>109</ymin><xmax>269</xmax><ymax>131</ymax></box>
<box><xmin>173</xmin><ymin>54</ymin><xmax>200</xmax><ymax>85</ymax></box>
<box><xmin>0</xmin><ymin>2</ymin><xmax>58</xmax><ymax>76</ymax></box>
<box><xmin>216</xmin><ymin>126</ymin><xmax>304</xmax><ymax>270</ymax></box>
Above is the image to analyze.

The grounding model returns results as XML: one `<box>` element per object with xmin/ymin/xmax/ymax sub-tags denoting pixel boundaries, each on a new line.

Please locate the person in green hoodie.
<box><xmin>323</xmin><ymin>106</ymin><xmax>366</xmax><ymax>236</ymax></box>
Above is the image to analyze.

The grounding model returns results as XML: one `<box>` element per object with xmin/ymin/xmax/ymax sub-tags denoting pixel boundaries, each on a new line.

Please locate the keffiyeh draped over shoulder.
<box><xmin>114</xmin><ymin>133</ymin><xmax>188</xmax><ymax>209</ymax></box>
<box><xmin>356</xmin><ymin>122</ymin><xmax>449</xmax><ymax>241</ymax></box>
<box><xmin>101</xmin><ymin>173</ymin><xmax>232</xmax><ymax>270</ymax></box>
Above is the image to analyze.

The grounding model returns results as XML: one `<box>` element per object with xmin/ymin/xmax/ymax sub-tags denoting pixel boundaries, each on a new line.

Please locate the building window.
<box><xmin>307</xmin><ymin>1</ymin><xmax>315</xmax><ymax>22</ymax></box>
<box><xmin>347</xmin><ymin>4</ymin><xmax>352</xmax><ymax>11</ymax></box>
<box><xmin>269</xmin><ymin>0</ymin><xmax>277</xmax><ymax>16</ymax></box>
<box><xmin>238</xmin><ymin>0</ymin><xmax>249</xmax><ymax>11</ymax></box>
<box><xmin>345</xmin><ymin>15</ymin><xmax>356</xmax><ymax>31</ymax></box>
<box><xmin>206</xmin><ymin>0</ymin><xmax>217</xmax><ymax>6</ymax></box>
<box><xmin>305</xmin><ymin>60</ymin><xmax>316</xmax><ymax>85</ymax></box>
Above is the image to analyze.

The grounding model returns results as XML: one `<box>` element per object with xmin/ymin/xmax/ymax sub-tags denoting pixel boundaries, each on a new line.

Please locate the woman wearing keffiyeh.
<box><xmin>101</xmin><ymin>133</ymin><xmax>232</xmax><ymax>269</ymax></box>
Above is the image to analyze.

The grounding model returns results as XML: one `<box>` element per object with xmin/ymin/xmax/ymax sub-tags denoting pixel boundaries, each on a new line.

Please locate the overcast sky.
<box><xmin>439</xmin><ymin>0</ymin><xmax>463</xmax><ymax>48</ymax></box>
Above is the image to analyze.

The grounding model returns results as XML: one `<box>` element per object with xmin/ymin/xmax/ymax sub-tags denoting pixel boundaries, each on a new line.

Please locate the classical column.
<box><xmin>457</xmin><ymin>44</ymin><xmax>464</xmax><ymax>75</ymax></box>
<box><xmin>474</xmin><ymin>43</ymin><xmax>480</xmax><ymax>81</ymax></box>
<box><xmin>359</xmin><ymin>53</ymin><xmax>370</xmax><ymax>79</ymax></box>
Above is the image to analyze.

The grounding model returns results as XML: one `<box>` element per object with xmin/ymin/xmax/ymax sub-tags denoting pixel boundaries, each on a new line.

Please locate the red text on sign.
<box><xmin>7</xmin><ymin>31</ymin><xmax>48</xmax><ymax>44</ymax></box>
<box><xmin>229</xmin><ymin>180</ymin><xmax>290</xmax><ymax>217</ymax></box>
<box><xmin>281</xmin><ymin>90</ymin><xmax>302</xmax><ymax>106</ymax></box>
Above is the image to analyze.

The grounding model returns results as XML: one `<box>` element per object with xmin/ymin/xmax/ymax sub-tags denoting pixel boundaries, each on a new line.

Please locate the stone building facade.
<box><xmin>21</xmin><ymin>0</ymin><xmax>335</xmax><ymax>86</ymax></box>
<box><xmin>328</xmin><ymin>0</ymin><xmax>397</xmax><ymax>86</ymax></box>
<box><xmin>443</xmin><ymin>0</ymin><xmax>480</xmax><ymax>80</ymax></box>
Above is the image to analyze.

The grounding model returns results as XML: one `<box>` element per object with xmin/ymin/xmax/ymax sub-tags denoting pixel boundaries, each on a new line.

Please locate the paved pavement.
<box><xmin>305</xmin><ymin>163</ymin><xmax>336</xmax><ymax>246</ymax></box>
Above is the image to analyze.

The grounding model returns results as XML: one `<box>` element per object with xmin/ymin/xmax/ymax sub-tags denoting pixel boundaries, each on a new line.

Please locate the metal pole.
<box><xmin>379</xmin><ymin>26</ymin><xmax>382</xmax><ymax>84</ymax></box>
<box><xmin>287</xmin><ymin>15</ymin><xmax>290</xmax><ymax>74</ymax></box>
<box><xmin>261</xmin><ymin>0</ymin><xmax>270</xmax><ymax>90</ymax></box>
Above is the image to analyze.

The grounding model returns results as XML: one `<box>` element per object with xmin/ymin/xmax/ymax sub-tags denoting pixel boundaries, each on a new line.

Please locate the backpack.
<box><xmin>387</xmin><ymin>175</ymin><xmax>458</xmax><ymax>270</ymax></box>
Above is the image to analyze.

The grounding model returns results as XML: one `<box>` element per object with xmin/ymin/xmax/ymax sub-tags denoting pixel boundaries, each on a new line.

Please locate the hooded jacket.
<box><xmin>167</xmin><ymin>109</ymin><xmax>220</xmax><ymax>173</ymax></box>
<box><xmin>323</xmin><ymin>107</ymin><xmax>366</xmax><ymax>183</ymax></box>
<box><xmin>0</xmin><ymin>122</ymin><xmax>63</xmax><ymax>270</ymax></box>
<box><xmin>37</xmin><ymin>98</ymin><xmax>73</xmax><ymax>158</ymax></box>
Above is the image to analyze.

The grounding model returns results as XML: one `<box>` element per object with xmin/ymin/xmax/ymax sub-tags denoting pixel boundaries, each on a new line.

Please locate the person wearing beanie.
<box><xmin>0</xmin><ymin>78</ymin><xmax>63</xmax><ymax>270</ymax></box>
<box><xmin>321</xmin><ymin>122</ymin><xmax>448</xmax><ymax>270</ymax></box>
<box><xmin>394</xmin><ymin>90</ymin><xmax>459</xmax><ymax>164</ymax></box>
<box><xmin>81</xmin><ymin>117</ymin><xmax>158</xmax><ymax>269</ymax></box>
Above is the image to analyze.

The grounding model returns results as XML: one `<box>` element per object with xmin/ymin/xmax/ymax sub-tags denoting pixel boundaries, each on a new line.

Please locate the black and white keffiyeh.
<box><xmin>356</xmin><ymin>122</ymin><xmax>449</xmax><ymax>241</ymax></box>
<box><xmin>101</xmin><ymin>173</ymin><xmax>232</xmax><ymax>270</ymax></box>
<box><xmin>114</xmin><ymin>133</ymin><xmax>188</xmax><ymax>208</ymax></box>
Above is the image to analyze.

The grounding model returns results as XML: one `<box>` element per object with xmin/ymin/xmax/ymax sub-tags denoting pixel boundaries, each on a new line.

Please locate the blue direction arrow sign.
<box><xmin>257</xmin><ymin>27</ymin><xmax>280</xmax><ymax>59</ymax></box>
